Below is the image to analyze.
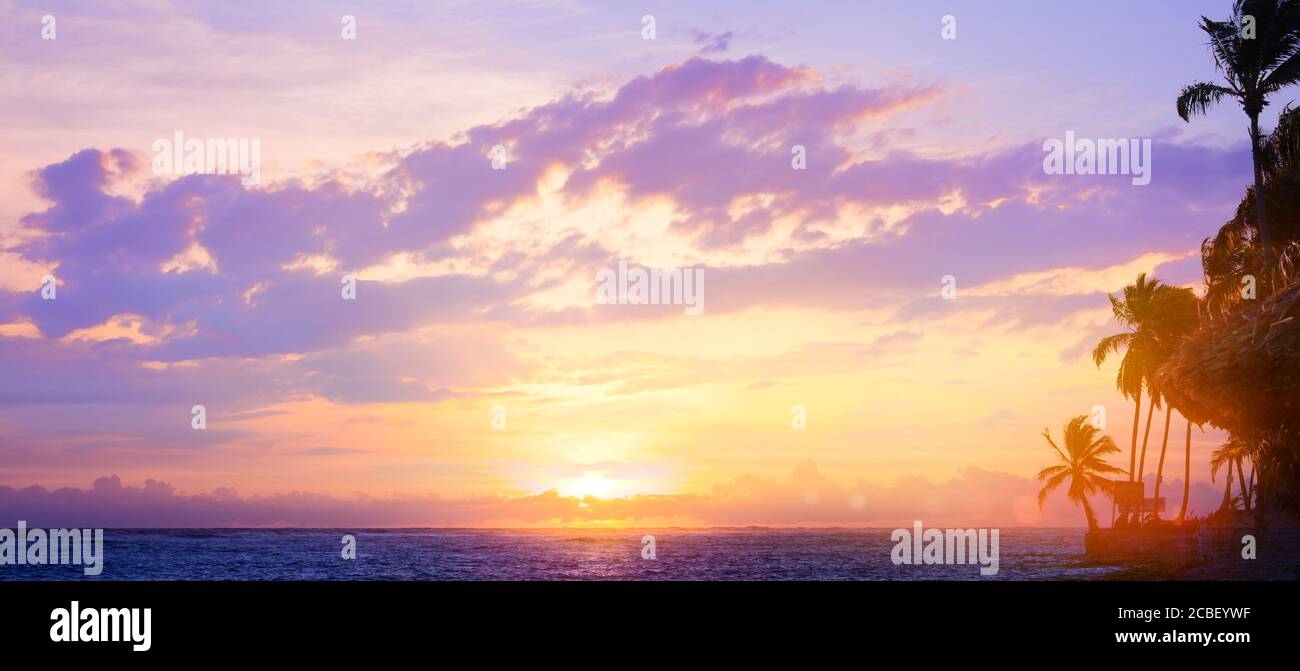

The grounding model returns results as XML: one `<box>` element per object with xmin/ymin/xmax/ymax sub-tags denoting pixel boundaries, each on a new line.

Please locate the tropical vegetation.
<box><xmin>1037</xmin><ymin>416</ymin><xmax>1126</xmax><ymax>531</ymax></box>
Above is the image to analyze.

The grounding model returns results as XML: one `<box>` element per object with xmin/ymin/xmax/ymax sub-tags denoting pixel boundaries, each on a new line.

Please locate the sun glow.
<box><xmin>559</xmin><ymin>473</ymin><xmax>618</xmax><ymax>499</ymax></box>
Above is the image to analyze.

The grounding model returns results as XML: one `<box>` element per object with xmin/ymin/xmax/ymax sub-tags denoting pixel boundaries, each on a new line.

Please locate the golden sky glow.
<box><xmin>0</xmin><ymin>1</ymin><xmax>1254</xmax><ymax>527</ymax></box>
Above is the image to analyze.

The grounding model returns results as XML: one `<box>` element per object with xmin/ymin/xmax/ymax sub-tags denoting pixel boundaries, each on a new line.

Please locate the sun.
<box><xmin>560</xmin><ymin>473</ymin><xmax>617</xmax><ymax>499</ymax></box>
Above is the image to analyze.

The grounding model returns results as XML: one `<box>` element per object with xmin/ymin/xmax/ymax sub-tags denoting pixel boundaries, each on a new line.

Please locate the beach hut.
<box><xmin>1156</xmin><ymin>280</ymin><xmax>1300</xmax><ymax>435</ymax></box>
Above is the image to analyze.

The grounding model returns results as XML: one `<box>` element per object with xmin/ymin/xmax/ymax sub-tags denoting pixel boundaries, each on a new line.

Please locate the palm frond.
<box><xmin>1037</xmin><ymin>470</ymin><xmax>1070</xmax><ymax>509</ymax></box>
<box><xmin>1040</xmin><ymin>428</ymin><xmax>1069</xmax><ymax>466</ymax></box>
<box><xmin>1177</xmin><ymin>81</ymin><xmax>1237</xmax><ymax>120</ymax></box>
<box><xmin>1091</xmin><ymin>332</ymin><xmax>1132</xmax><ymax>368</ymax></box>
<box><xmin>1036</xmin><ymin>464</ymin><xmax>1068</xmax><ymax>481</ymax></box>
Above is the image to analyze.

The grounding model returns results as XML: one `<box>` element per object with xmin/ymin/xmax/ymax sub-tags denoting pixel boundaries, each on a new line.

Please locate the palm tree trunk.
<box><xmin>1235</xmin><ymin>457</ymin><xmax>1251</xmax><ymax>512</ymax></box>
<box><xmin>1128</xmin><ymin>396</ymin><xmax>1141</xmax><ymax>481</ymax></box>
<box><xmin>1137</xmin><ymin>393</ymin><xmax>1156</xmax><ymax>493</ymax></box>
<box><xmin>1253</xmin><ymin>435</ymin><xmax>1268</xmax><ymax>531</ymax></box>
<box><xmin>1152</xmin><ymin>406</ymin><xmax>1173</xmax><ymax>520</ymax></box>
<box><xmin>1251</xmin><ymin>113</ymin><xmax>1276</xmax><ymax>272</ymax></box>
<box><xmin>1082</xmin><ymin>495</ymin><xmax>1099</xmax><ymax>532</ymax></box>
<box><xmin>1178</xmin><ymin>420</ymin><xmax>1191</xmax><ymax>521</ymax></box>
<box><xmin>1219</xmin><ymin>470</ymin><xmax>1233</xmax><ymax>515</ymax></box>
<box><xmin>1255</xmin><ymin>461</ymin><xmax>1268</xmax><ymax>531</ymax></box>
<box><xmin>1247</xmin><ymin>464</ymin><xmax>1256</xmax><ymax>506</ymax></box>
<box><xmin>1133</xmin><ymin>397</ymin><xmax>1158</xmax><ymax>522</ymax></box>
<box><xmin>1119</xmin><ymin>395</ymin><xmax>1143</xmax><ymax>525</ymax></box>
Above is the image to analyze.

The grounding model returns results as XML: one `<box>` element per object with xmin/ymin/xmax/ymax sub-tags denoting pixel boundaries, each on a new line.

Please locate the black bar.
<box><xmin>0</xmin><ymin>580</ymin><xmax>1290</xmax><ymax>660</ymax></box>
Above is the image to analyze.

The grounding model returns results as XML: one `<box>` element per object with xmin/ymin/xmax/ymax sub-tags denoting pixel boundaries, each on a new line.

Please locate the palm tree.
<box><xmin>1222</xmin><ymin>436</ymin><xmax>1258</xmax><ymax>511</ymax></box>
<box><xmin>1037</xmin><ymin>416</ymin><xmax>1127</xmax><ymax>531</ymax></box>
<box><xmin>1178</xmin><ymin>0</ymin><xmax>1300</xmax><ymax>272</ymax></box>
<box><xmin>1092</xmin><ymin>274</ymin><xmax>1166</xmax><ymax>490</ymax></box>
<box><xmin>1211</xmin><ymin>438</ymin><xmax>1251</xmax><ymax>514</ymax></box>
<box><xmin>1148</xmin><ymin>286</ymin><xmax>1201</xmax><ymax>520</ymax></box>
<box><xmin>1202</xmin><ymin>105</ymin><xmax>1300</xmax><ymax>316</ymax></box>
<box><xmin>1093</xmin><ymin>276</ymin><xmax>1200</xmax><ymax>522</ymax></box>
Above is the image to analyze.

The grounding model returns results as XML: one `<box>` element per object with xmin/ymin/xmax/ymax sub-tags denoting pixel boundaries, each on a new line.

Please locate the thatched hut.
<box><xmin>1157</xmin><ymin>280</ymin><xmax>1300</xmax><ymax>519</ymax></box>
<box><xmin>1156</xmin><ymin>280</ymin><xmax>1300</xmax><ymax>436</ymax></box>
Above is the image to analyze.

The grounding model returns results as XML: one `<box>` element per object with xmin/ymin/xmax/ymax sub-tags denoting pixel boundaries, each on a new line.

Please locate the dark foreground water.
<box><xmin>0</xmin><ymin>528</ymin><xmax>1098</xmax><ymax>580</ymax></box>
<box><xmin>2</xmin><ymin>527</ymin><xmax>1295</xmax><ymax>580</ymax></box>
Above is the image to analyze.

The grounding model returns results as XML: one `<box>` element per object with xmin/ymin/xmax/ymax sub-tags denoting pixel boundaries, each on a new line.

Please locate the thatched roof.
<box><xmin>1156</xmin><ymin>281</ymin><xmax>1300</xmax><ymax>434</ymax></box>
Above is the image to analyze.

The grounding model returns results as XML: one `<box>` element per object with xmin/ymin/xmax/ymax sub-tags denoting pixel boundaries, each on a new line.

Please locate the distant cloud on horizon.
<box><xmin>0</xmin><ymin>464</ymin><xmax>1225</xmax><ymax>528</ymax></box>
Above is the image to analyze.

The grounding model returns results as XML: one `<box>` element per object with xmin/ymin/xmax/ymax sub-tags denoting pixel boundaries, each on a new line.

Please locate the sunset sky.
<box><xmin>0</xmin><ymin>1</ymin><xmax>1272</xmax><ymax>526</ymax></box>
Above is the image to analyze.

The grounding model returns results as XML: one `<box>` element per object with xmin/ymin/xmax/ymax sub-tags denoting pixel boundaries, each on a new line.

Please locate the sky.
<box><xmin>0</xmin><ymin>0</ymin><xmax>1271</xmax><ymax>527</ymax></box>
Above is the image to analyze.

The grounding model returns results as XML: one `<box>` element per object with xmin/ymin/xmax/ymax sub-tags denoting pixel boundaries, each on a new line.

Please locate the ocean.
<box><xmin>0</xmin><ymin>527</ymin><xmax>1145</xmax><ymax>580</ymax></box>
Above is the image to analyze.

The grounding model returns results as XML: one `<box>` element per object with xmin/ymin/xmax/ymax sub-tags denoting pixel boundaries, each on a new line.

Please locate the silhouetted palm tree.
<box><xmin>1178</xmin><ymin>0</ymin><xmax>1300</xmax><ymax>271</ymax></box>
<box><xmin>1218</xmin><ymin>436</ymin><xmax>1258</xmax><ymax>511</ymax></box>
<box><xmin>1038</xmin><ymin>416</ymin><xmax>1126</xmax><ymax>531</ymax></box>
<box><xmin>1211</xmin><ymin>439</ymin><xmax>1251</xmax><ymax>514</ymax></box>
<box><xmin>1202</xmin><ymin>106</ymin><xmax>1300</xmax><ymax>314</ymax></box>
<box><xmin>1092</xmin><ymin>274</ymin><xmax>1166</xmax><ymax>489</ymax></box>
